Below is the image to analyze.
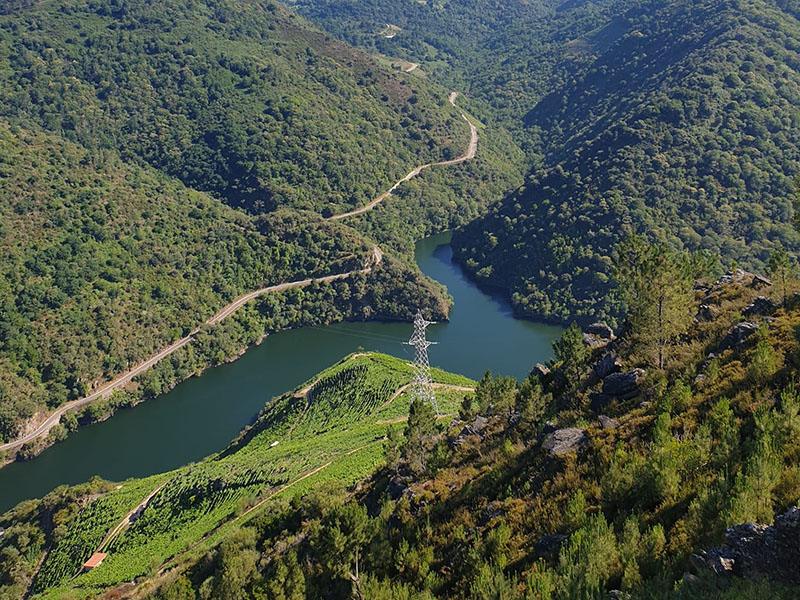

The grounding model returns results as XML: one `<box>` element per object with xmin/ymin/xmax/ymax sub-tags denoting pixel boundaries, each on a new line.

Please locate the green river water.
<box><xmin>0</xmin><ymin>232</ymin><xmax>562</xmax><ymax>512</ymax></box>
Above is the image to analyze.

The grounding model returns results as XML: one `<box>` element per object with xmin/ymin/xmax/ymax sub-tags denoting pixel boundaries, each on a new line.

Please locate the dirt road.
<box><xmin>327</xmin><ymin>92</ymin><xmax>478</xmax><ymax>221</ymax></box>
<box><xmin>0</xmin><ymin>248</ymin><xmax>382</xmax><ymax>454</ymax></box>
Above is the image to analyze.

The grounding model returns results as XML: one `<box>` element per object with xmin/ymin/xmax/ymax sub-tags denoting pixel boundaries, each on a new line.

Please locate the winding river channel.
<box><xmin>0</xmin><ymin>232</ymin><xmax>561</xmax><ymax>513</ymax></box>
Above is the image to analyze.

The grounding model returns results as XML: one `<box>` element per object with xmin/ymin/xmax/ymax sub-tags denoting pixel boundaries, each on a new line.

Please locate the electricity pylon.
<box><xmin>405</xmin><ymin>310</ymin><xmax>439</xmax><ymax>415</ymax></box>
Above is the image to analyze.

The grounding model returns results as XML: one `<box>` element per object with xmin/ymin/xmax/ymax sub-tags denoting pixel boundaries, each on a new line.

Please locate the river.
<box><xmin>0</xmin><ymin>232</ymin><xmax>561</xmax><ymax>513</ymax></box>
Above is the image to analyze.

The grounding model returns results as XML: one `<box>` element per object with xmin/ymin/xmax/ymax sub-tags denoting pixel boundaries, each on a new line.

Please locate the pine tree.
<box><xmin>553</xmin><ymin>323</ymin><xmax>589</xmax><ymax>388</ymax></box>
<box><xmin>402</xmin><ymin>398</ymin><xmax>438</xmax><ymax>476</ymax></box>
<box><xmin>768</xmin><ymin>246</ymin><xmax>794</xmax><ymax>307</ymax></box>
<box><xmin>614</xmin><ymin>235</ymin><xmax>696</xmax><ymax>369</ymax></box>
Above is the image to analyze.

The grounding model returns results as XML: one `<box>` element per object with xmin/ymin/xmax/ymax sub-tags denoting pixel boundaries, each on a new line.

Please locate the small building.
<box><xmin>82</xmin><ymin>552</ymin><xmax>107</xmax><ymax>571</ymax></box>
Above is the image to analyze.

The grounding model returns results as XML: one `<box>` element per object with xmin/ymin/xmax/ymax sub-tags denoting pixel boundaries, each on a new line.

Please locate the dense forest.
<box><xmin>289</xmin><ymin>0</ymin><xmax>637</xmax><ymax>140</ymax></box>
<box><xmin>453</xmin><ymin>0</ymin><xmax>800</xmax><ymax>323</ymax></box>
<box><xmin>2</xmin><ymin>238</ymin><xmax>799</xmax><ymax>598</ymax></box>
<box><xmin>0</xmin><ymin>0</ymin><xmax>475</xmax><ymax>215</ymax></box>
<box><xmin>296</xmin><ymin>0</ymin><xmax>800</xmax><ymax>323</ymax></box>
<box><xmin>0</xmin><ymin>0</ymin><xmax>525</xmax><ymax>449</ymax></box>
<box><xmin>0</xmin><ymin>121</ymin><xmax>454</xmax><ymax>447</ymax></box>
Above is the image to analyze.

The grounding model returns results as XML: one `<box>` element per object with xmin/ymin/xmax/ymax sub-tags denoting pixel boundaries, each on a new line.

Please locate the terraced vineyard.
<box><xmin>29</xmin><ymin>353</ymin><xmax>473</xmax><ymax>599</ymax></box>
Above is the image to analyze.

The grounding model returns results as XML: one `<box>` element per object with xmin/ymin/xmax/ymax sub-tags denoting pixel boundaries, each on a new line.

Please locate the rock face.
<box><xmin>590</xmin><ymin>368</ymin><xmax>645</xmax><ymax>411</ymax></box>
<box><xmin>695</xmin><ymin>303</ymin><xmax>720</xmax><ymax>322</ymax></box>
<box><xmin>602</xmin><ymin>369</ymin><xmax>645</xmax><ymax>400</ymax></box>
<box><xmin>701</xmin><ymin>507</ymin><xmax>800</xmax><ymax>584</ymax></box>
<box><xmin>583</xmin><ymin>322</ymin><xmax>615</xmax><ymax>349</ymax></box>
<box><xmin>542</xmin><ymin>427</ymin><xmax>586</xmax><ymax>456</ymax></box>
<box><xmin>453</xmin><ymin>415</ymin><xmax>489</xmax><ymax>446</ymax></box>
<box><xmin>586</xmin><ymin>322</ymin><xmax>615</xmax><ymax>340</ymax></box>
<box><xmin>751</xmin><ymin>274</ymin><xmax>773</xmax><ymax>289</ymax></box>
<box><xmin>743</xmin><ymin>296</ymin><xmax>777</xmax><ymax>317</ymax></box>
<box><xmin>719</xmin><ymin>321</ymin><xmax>759</xmax><ymax>351</ymax></box>
<box><xmin>598</xmin><ymin>415</ymin><xmax>619</xmax><ymax>430</ymax></box>
<box><xmin>592</xmin><ymin>352</ymin><xmax>622</xmax><ymax>381</ymax></box>
<box><xmin>532</xmin><ymin>363</ymin><xmax>550</xmax><ymax>378</ymax></box>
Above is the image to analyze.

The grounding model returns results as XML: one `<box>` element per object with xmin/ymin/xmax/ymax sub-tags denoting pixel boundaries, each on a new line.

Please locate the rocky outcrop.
<box><xmin>452</xmin><ymin>415</ymin><xmax>489</xmax><ymax>446</ymax></box>
<box><xmin>586</xmin><ymin>322</ymin><xmax>615</xmax><ymax>340</ymax></box>
<box><xmin>603</xmin><ymin>369</ymin><xmax>645</xmax><ymax>400</ymax></box>
<box><xmin>542</xmin><ymin>428</ymin><xmax>586</xmax><ymax>456</ymax></box>
<box><xmin>751</xmin><ymin>274</ymin><xmax>773</xmax><ymax>290</ymax></box>
<box><xmin>598</xmin><ymin>415</ymin><xmax>619</xmax><ymax>430</ymax></box>
<box><xmin>590</xmin><ymin>368</ymin><xmax>645</xmax><ymax>411</ymax></box>
<box><xmin>583</xmin><ymin>322</ymin><xmax>615</xmax><ymax>349</ymax></box>
<box><xmin>532</xmin><ymin>363</ymin><xmax>550</xmax><ymax>378</ymax></box>
<box><xmin>743</xmin><ymin>296</ymin><xmax>777</xmax><ymax>317</ymax></box>
<box><xmin>592</xmin><ymin>352</ymin><xmax>621</xmax><ymax>381</ymax></box>
<box><xmin>695</xmin><ymin>303</ymin><xmax>720</xmax><ymax>322</ymax></box>
<box><xmin>698</xmin><ymin>507</ymin><xmax>800</xmax><ymax>584</ymax></box>
<box><xmin>719</xmin><ymin>321</ymin><xmax>759</xmax><ymax>351</ymax></box>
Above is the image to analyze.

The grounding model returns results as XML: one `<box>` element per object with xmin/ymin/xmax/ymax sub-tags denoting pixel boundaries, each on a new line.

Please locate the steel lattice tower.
<box><xmin>405</xmin><ymin>310</ymin><xmax>439</xmax><ymax>415</ymax></box>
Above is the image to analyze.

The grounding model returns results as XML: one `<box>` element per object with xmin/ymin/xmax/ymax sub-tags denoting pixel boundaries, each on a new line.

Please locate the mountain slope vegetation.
<box><xmin>453</xmin><ymin>0</ymin><xmax>800</xmax><ymax>323</ymax></box>
<box><xmin>0</xmin><ymin>122</ymin><xmax>450</xmax><ymax>448</ymax></box>
<box><xmin>0</xmin><ymin>0</ymin><xmax>474</xmax><ymax>215</ymax></box>
<box><xmin>124</xmin><ymin>260</ymin><xmax>800</xmax><ymax>599</ymax></box>
<box><xmin>295</xmin><ymin>0</ymin><xmax>800</xmax><ymax>323</ymax></box>
<box><xmin>0</xmin><ymin>353</ymin><xmax>473</xmax><ymax>599</ymax></box>
<box><xmin>288</xmin><ymin>0</ymin><xmax>636</xmax><ymax>138</ymax></box>
<box><xmin>3</xmin><ymin>258</ymin><xmax>799</xmax><ymax>599</ymax></box>
<box><xmin>0</xmin><ymin>0</ymin><xmax>521</xmax><ymax>451</ymax></box>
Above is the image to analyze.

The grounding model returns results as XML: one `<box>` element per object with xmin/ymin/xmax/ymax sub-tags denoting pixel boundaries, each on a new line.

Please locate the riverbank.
<box><xmin>0</xmin><ymin>234</ymin><xmax>561</xmax><ymax>513</ymax></box>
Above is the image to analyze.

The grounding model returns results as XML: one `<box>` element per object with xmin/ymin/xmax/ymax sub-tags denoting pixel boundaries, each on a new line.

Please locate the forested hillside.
<box><xmin>295</xmin><ymin>0</ymin><xmax>800</xmax><ymax>324</ymax></box>
<box><xmin>0</xmin><ymin>0</ymin><xmax>471</xmax><ymax>215</ymax></box>
<box><xmin>3</xmin><ymin>240</ymin><xmax>800</xmax><ymax>598</ymax></box>
<box><xmin>453</xmin><ymin>0</ymin><xmax>800</xmax><ymax>323</ymax></box>
<box><xmin>0</xmin><ymin>122</ymin><xmax>451</xmax><ymax>448</ymax></box>
<box><xmin>289</xmin><ymin>0</ymin><xmax>636</xmax><ymax>139</ymax></box>
<box><xmin>0</xmin><ymin>0</ymin><xmax>522</xmax><ymax>452</ymax></box>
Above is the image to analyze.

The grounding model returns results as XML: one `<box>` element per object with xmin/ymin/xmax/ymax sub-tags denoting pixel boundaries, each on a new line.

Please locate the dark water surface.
<box><xmin>0</xmin><ymin>232</ymin><xmax>561</xmax><ymax>512</ymax></box>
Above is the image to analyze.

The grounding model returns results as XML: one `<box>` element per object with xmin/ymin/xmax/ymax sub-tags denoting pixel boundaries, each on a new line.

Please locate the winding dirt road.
<box><xmin>327</xmin><ymin>92</ymin><xmax>478</xmax><ymax>221</ymax></box>
<box><xmin>1</xmin><ymin>91</ymin><xmax>477</xmax><ymax>457</ymax></box>
<box><xmin>0</xmin><ymin>248</ymin><xmax>383</xmax><ymax>455</ymax></box>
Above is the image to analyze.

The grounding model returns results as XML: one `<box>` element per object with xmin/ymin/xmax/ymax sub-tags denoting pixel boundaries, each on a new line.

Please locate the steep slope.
<box><xmin>288</xmin><ymin>0</ymin><xmax>637</xmax><ymax>137</ymax></box>
<box><xmin>0</xmin><ymin>353</ymin><xmax>474</xmax><ymax>599</ymax></box>
<box><xmin>0</xmin><ymin>0</ymin><xmax>520</xmax><ymax>457</ymax></box>
<box><xmin>0</xmin><ymin>0</ymin><xmax>471</xmax><ymax>215</ymax></box>
<box><xmin>121</xmin><ymin>266</ymin><xmax>800</xmax><ymax>599</ymax></box>
<box><xmin>0</xmin><ymin>123</ymin><xmax>447</xmax><ymax>450</ymax></box>
<box><xmin>453</xmin><ymin>0</ymin><xmax>800</xmax><ymax>323</ymax></box>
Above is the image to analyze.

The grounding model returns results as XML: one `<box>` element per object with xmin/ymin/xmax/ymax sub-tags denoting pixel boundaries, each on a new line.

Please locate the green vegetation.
<box><xmin>0</xmin><ymin>0</ymin><xmax>469</xmax><ymax>215</ymax></box>
<box><xmin>0</xmin><ymin>353</ymin><xmax>473</xmax><ymax>598</ymax></box>
<box><xmin>0</xmin><ymin>123</ymin><xmax>448</xmax><ymax>447</ymax></box>
<box><xmin>0</xmin><ymin>0</ymin><xmax>520</xmax><ymax>452</ymax></box>
<box><xmin>453</xmin><ymin>0</ymin><xmax>800</xmax><ymax>322</ymax></box>
<box><xmin>125</xmin><ymin>241</ymin><xmax>799</xmax><ymax>600</ymax></box>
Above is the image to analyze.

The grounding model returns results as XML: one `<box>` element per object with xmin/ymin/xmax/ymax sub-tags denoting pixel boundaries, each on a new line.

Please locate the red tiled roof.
<box><xmin>83</xmin><ymin>552</ymin><xmax>107</xmax><ymax>569</ymax></box>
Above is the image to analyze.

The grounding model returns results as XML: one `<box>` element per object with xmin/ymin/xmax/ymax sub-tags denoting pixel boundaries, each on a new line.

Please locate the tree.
<box><xmin>515</xmin><ymin>376</ymin><xmax>551</xmax><ymax>435</ymax></box>
<box><xmin>402</xmin><ymin>398</ymin><xmax>439</xmax><ymax>476</ymax></box>
<box><xmin>474</xmin><ymin>372</ymin><xmax>517</xmax><ymax>418</ymax></box>
<box><xmin>262</xmin><ymin>550</ymin><xmax>306</xmax><ymax>600</ymax></box>
<box><xmin>768</xmin><ymin>246</ymin><xmax>794</xmax><ymax>307</ymax></box>
<box><xmin>613</xmin><ymin>235</ymin><xmax>696</xmax><ymax>369</ymax></box>
<box><xmin>316</xmin><ymin>503</ymin><xmax>374</xmax><ymax>598</ymax></box>
<box><xmin>552</xmin><ymin>323</ymin><xmax>589</xmax><ymax>389</ymax></box>
<box><xmin>210</xmin><ymin>529</ymin><xmax>260</xmax><ymax>600</ymax></box>
<box><xmin>383</xmin><ymin>426</ymin><xmax>402</xmax><ymax>475</ymax></box>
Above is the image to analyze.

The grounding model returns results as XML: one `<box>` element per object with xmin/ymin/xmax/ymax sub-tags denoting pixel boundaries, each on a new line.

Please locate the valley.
<box><xmin>1</xmin><ymin>0</ymin><xmax>800</xmax><ymax>598</ymax></box>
